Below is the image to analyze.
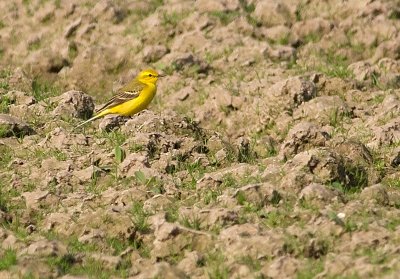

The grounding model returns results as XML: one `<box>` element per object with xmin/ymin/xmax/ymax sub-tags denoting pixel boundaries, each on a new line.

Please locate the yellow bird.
<box><xmin>75</xmin><ymin>69</ymin><xmax>162</xmax><ymax>129</ymax></box>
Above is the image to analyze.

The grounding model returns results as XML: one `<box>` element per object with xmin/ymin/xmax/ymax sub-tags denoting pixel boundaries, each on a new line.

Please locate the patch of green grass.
<box><xmin>205</xmin><ymin>250</ymin><xmax>229</xmax><ymax>279</ymax></box>
<box><xmin>67</xmin><ymin>236</ymin><xmax>99</xmax><ymax>254</ymax></box>
<box><xmin>53</xmin><ymin>149</ymin><xmax>67</xmax><ymax>161</ymax></box>
<box><xmin>203</xmin><ymin>189</ymin><xmax>222</xmax><ymax>205</ymax></box>
<box><xmin>130</xmin><ymin>201</ymin><xmax>150</xmax><ymax>233</ymax></box>
<box><xmin>128</xmin><ymin>143</ymin><xmax>144</xmax><ymax>153</ymax></box>
<box><xmin>205</xmin><ymin>50</ymin><xmax>223</xmax><ymax>64</ymax></box>
<box><xmin>106</xmin><ymin>237</ymin><xmax>130</xmax><ymax>255</ymax></box>
<box><xmin>54</xmin><ymin>0</ymin><xmax>61</xmax><ymax>9</ymax></box>
<box><xmin>238</xmin><ymin>144</ymin><xmax>257</xmax><ymax>164</ymax></box>
<box><xmin>69</xmin><ymin>258</ymin><xmax>126</xmax><ymax>279</ymax></box>
<box><xmin>22</xmin><ymin>272</ymin><xmax>35</xmax><ymax>279</ymax></box>
<box><xmin>0</xmin><ymin>145</ymin><xmax>13</xmax><ymax>168</ymax></box>
<box><xmin>47</xmin><ymin>241</ymin><xmax>130</xmax><ymax>278</ymax></box>
<box><xmin>354</xmin><ymin>247</ymin><xmax>388</xmax><ymax>265</ymax></box>
<box><xmin>0</xmin><ymin>187</ymin><xmax>10</xmax><ymax>213</ymax></box>
<box><xmin>0</xmin><ymin>178</ymin><xmax>19</xmax><ymax>213</ymax></box>
<box><xmin>165</xmin><ymin>205</ymin><xmax>179</xmax><ymax>223</ymax></box>
<box><xmin>134</xmin><ymin>170</ymin><xmax>165</xmax><ymax>194</ymax></box>
<box><xmin>28</xmin><ymin>39</ymin><xmax>41</xmax><ymax>51</ymax></box>
<box><xmin>344</xmin><ymin>164</ymin><xmax>368</xmax><ymax>190</ymax></box>
<box><xmin>0</xmin><ymin>69</ymin><xmax>11</xmax><ymax>79</ymax></box>
<box><xmin>161</xmin><ymin>10</ymin><xmax>189</xmax><ymax>27</ymax></box>
<box><xmin>221</xmin><ymin>173</ymin><xmax>238</xmax><ymax>188</ymax></box>
<box><xmin>299</xmin><ymin>198</ymin><xmax>320</xmax><ymax>213</ymax></box>
<box><xmin>235</xmin><ymin>190</ymin><xmax>247</xmax><ymax>205</ymax></box>
<box><xmin>265</xmin><ymin>144</ymin><xmax>278</xmax><ymax>157</ymax></box>
<box><xmin>296</xmin><ymin>259</ymin><xmax>324</xmax><ymax>279</ymax></box>
<box><xmin>100</xmin><ymin>130</ymin><xmax>127</xmax><ymax>147</ymax></box>
<box><xmin>385</xmin><ymin>178</ymin><xmax>400</xmax><ymax>189</ymax></box>
<box><xmin>321</xmin><ymin>52</ymin><xmax>353</xmax><ymax>79</ymax></box>
<box><xmin>31</xmin><ymin>78</ymin><xmax>61</xmax><ymax>101</ymax></box>
<box><xmin>68</xmin><ymin>43</ymin><xmax>78</xmax><ymax>59</ymax></box>
<box><xmin>209</xmin><ymin>11</ymin><xmax>240</xmax><ymax>25</ymax></box>
<box><xmin>302</xmin><ymin>32</ymin><xmax>323</xmax><ymax>44</ymax></box>
<box><xmin>28</xmin><ymin>147</ymin><xmax>68</xmax><ymax>164</ymax></box>
<box><xmin>47</xmin><ymin>253</ymin><xmax>76</xmax><ymax>275</ymax></box>
<box><xmin>344</xmin><ymin>218</ymin><xmax>358</xmax><ymax>233</ymax></box>
<box><xmin>262</xmin><ymin>209</ymin><xmax>292</xmax><ymax>228</ymax></box>
<box><xmin>328</xmin><ymin>179</ymin><xmax>365</xmax><ymax>196</ymax></box>
<box><xmin>129</xmin><ymin>0</ymin><xmax>163</xmax><ymax>19</ymax></box>
<box><xmin>0</xmin><ymin>80</ymin><xmax>9</xmax><ymax>90</ymax></box>
<box><xmin>266</xmin><ymin>32</ymin><xmax>290</xmax><ymax>45</ymax></box>
<box><xmin>389</xmin><ymin>9</ymin><xmax>400</xmax><ymax>19</ymax></box>
<box><xmin>174</xmin><ymin>160</ymin><xmax>207</xmax><ymax>189</ymax></box>
<box><xmin>283</xmin><ymin>234</ymin><xmax>306</xmax><ymax>256</ymax></box>
<box><xmin>328</xmin><ymin>108</ymin><xmax>352</xmax><ymax>128</ymax></box>
<box><xmin>298</xmin><ymin>49</ymin><xmax>354</xmax><ymax>79</ymax></box>
<box><xmin>180</xmin><ymin>215</ymin><xmax>202</xmax><ymax>230</ymax></box>
<box><xmin>385</xmin><ymin>217</ymin><xmax>400</xmax><ymax>231</ymax></box>
<box><xmin>0</xmin><ymin>249</ymin><xmax>17</xmax><ymax>270</ymax></box>
<box><xmin>239</xmin><ymin>0</ymin><xmax>255</xmax><ymax>13</ymax></box>
<box><xmin>0</xmin><ymin>95</ymin><xmax>12</xmax><ymax>113</ymax></box>
<box><xmin>5</xmin><ymin>213</ymin><xmax>29</xmax><ymax>240</ymax></box>
<box><xmin>295</xmin><ymin>2</ymin><xmax>305</xmax><ymax>21</ymax></box>
<box><xmin>123</xmin><ymin>22</ymin><xmax>143</xmax><ymax>37</ymax></box>
<box><xmin>86</xmin><ymin>169</ymin><xmax>103</xmax><ymax>194</ymax></box>
<box><xmin>237</xmin><ymin>255</ymin><xmax>262</xmax><ymax>271</ymax></box>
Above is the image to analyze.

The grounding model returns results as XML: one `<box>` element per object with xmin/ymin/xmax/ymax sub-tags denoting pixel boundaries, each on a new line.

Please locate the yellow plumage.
<box><xmin>75</xmin><ymin>69</ymin><xmax>161</xmax><ymax>129</ymax></box>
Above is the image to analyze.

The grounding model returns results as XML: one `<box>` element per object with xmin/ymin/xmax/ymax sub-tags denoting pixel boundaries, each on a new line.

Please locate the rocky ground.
<box><xmin>1</xmin><ymin>0</ymin><xmax>400</xmax><ymax>278</ymax></box>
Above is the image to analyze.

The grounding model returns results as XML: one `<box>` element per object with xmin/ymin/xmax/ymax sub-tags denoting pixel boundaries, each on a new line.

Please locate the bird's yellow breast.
<box><xmin>108</xmin><ymin>84</ymin><xmax>156</xmax><ymax>116</ymax></box>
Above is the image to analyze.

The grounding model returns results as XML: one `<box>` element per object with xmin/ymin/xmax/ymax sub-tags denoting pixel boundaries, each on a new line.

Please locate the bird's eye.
<box><xmin>148</xmin><ymin>74</ymin><xmax>153</xmax><ymax>77</ymax></box>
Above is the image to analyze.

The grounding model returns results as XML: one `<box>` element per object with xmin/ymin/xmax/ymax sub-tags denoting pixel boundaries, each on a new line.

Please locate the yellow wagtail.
<box><xmin>75</xmin><ymin>69</ymin><xmax>162</xmax><ymax>129</ymax></box>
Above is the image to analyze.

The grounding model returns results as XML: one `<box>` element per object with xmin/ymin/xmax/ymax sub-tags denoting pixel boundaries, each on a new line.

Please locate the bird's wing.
<box><xmin>95</xmin><ymin>80</ymin><xmax>145</xmax><ymax>114</ymax></box>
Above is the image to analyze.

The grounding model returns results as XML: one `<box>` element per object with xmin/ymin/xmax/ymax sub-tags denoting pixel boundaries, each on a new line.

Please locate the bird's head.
<box><xmin>136</xmin><ymin>69</ymin><xmax>162</xmax><ymax>84</ymax></box>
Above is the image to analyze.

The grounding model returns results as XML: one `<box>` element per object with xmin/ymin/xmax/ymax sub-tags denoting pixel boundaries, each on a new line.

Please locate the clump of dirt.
<box><xmin>1</xmin><ymin>0</ymin><xmax>400</xmax><ymax>278</ymax></box>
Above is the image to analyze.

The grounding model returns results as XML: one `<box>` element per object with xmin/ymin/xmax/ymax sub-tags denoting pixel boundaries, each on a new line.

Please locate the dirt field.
<box><xmin>1</xmin><ymin>0</ymin><xmax>400</xmax><ymax>278</ymax></box>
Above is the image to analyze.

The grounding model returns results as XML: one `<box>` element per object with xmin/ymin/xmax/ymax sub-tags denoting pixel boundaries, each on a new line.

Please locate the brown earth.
<box><xmin>1</xmin><ymin>0</ymin><xmax>400</xmax><ymax>278</ymax></box>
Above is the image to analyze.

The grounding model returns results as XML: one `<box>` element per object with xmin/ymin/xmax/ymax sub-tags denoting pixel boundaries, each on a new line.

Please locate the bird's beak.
<box><xmin>158</xmin><ymin>73</ymin><xmax>165</xmax><ymax>78</ymax></box>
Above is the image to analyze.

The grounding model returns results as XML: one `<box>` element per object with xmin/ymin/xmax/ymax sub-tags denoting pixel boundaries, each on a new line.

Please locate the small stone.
<box><xmin>89</xmin><ymin>253</ymin><xmax>122</xmax><ymax>269</ymax></box>
<box><xmin>293</xmin><ymin>95</ymin><xmax>351</xmax><ymax>125</ymax></box>
<box><xmin>0</xmin><ymin>114</ymin><xmax>35</xmax><ymax>138</ymax></box>
<box><xmin>371</xmin><ymin>116</ymin><xmax>400</xmax><ymax>147</ymax></box>
<box><xmin>74</xmin><ymin>165</ymin><xmax>101</xmax><ymax>183</ymax></box>
<box><xmin>254</xmin><ymin>1</ymin><xmax>294</xmax><ymax>27</ymax></box>
<box><xmin>52</xmin><ymin>90</ymin><xmax>94</xmax><ymax>119</ymax></box>
<box><xmin>98</xmin><ymin>115</ymin><xmax>127</xmax><ymax>131</ymax></box>
<box><xmin>143</xmin><ymin>45</ymin><xmax>169</xmax><ymax>63</ymax></box>
<box><xmin>279</xmin><ymin>122</ymin><xmax>330</xmax><ymax>160</ymax></box>
<box><xmin>264</xmin><ymin>45</ymin><xmax>297</xmax><ymax>61</ymax></box>
<box><xmin>22</xmin><ymin>239</ymin><xmax>67</xmax><ymax>257</ymax></box>
<box><xmin>174</xmin><ymin>86</ymin><xmax>193</xmax><ymax>102</ymax></box>
<box><xmin>337</xmin><ymin>212</ymin><xmax>346</xmax><ymax>219</ymax></box>
<box><xmin>64</xmin><ymin>18</ymin><xmax>82</xmax><ymax>38</ymax></box>
<box><xmin>22</xmin><ymin>190</ymin><xmax>49</xmax><ymax>209</ymax></box>
<box><xmin>360</xmin><ymin>184</ymin><xmax>389</xmax><ymax>205</ymax></box>
<box><xmin>5</xmin><ymin>90</ymin><xmax>36</xmax><ymax>106</ymax></box>
<box><xmin>299</xmin><ymin>183</ymin><xmax>342</xmax><ymax>203</ymax></box>
<box><xmin>2</xmin><ymin>234</ymin><xmax>18</xmax><ymax>249</ymax></box>
<box><xmin>390</xmin><ymin>148</ymin><xmax>400</xmax><ymax>167</ymax></box>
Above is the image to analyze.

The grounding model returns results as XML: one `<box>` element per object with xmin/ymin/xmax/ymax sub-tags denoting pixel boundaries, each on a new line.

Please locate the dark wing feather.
<box><xmin>95</xmin><ymin>80</ymin><xmax>144</xmax><ymax>114</ymax></box>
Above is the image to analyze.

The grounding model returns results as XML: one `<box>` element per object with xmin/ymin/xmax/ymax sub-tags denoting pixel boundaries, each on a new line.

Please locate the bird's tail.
<box><xmin>73</xmin><ymin>114</ymin><xmax>102</xmax><ymax>130</ymax></box>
